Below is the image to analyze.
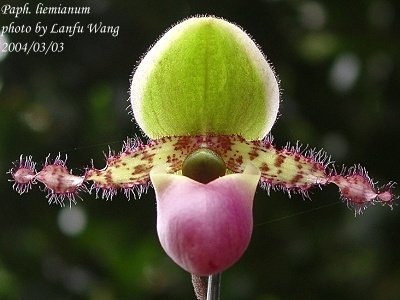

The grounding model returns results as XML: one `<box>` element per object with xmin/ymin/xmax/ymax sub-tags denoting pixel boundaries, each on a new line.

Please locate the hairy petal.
<box><xmin>85</xmin><ymin>136</ymin><xmax>194</xmax><ymax>196</ymax></box>
<box><xmin>329</xmin><ymin>166</ymin><xmax>396</xmax><ymax>215</ymax></box>
<box><xmin>9</xmin><ymin>155</ymin><xmax>36</xmax><ymax>194</ymax></box>
<box><xmin>9</xmin><ymin>154</ymin><xmax>84</xmax><ymax>206</ymax></box>
<box><xmin>10</xmin><ymin>135</ymin><xmax>396</xmax><ymax>213</ymax></box>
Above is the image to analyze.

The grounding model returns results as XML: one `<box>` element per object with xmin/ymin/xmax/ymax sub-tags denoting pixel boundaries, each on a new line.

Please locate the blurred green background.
<box><xmin>1</xmin><ymin>0</ymin><xmax>399</xmax><ymax>299</ymax></box>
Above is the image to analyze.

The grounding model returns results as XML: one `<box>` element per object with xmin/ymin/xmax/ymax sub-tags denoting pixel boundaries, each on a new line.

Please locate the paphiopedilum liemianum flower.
<box><xmin>10</xmin><ymin>17</ymin><xmax>396</xmax><ymax>277</ymax></box>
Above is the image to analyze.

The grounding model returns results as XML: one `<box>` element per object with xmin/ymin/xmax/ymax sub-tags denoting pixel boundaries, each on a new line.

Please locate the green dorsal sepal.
<box><xmin>131</xmin><ymin>16</ymin><xmax>280</xmax><ymax>140</ymax></box>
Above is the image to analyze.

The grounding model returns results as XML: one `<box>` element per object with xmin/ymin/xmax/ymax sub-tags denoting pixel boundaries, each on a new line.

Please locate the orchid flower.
<box><xmin>9</xmin><ymin>16</ymin><xmax>396</xmax><ymax>284</ymax></box>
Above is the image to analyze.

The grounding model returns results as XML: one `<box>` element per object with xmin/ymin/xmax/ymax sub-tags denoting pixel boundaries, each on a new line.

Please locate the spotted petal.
<box><xmin>10</xmin><ymin>135</ymin><xmax>396</xmax><ymax>214</ymax></box>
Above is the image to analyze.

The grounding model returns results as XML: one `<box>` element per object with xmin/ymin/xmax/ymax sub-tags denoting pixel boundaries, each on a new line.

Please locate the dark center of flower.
<box><xmin>182</xmin><ymin>148</ymin><xmax>226</xmax><ymax>183</ymax></box>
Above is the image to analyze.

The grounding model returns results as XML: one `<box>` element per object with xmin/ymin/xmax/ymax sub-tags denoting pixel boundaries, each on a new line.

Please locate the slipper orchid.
<box><xmin>9</xmin><ymin>17</ymin><xmax>396</xmax><ymax>278</ymax></box>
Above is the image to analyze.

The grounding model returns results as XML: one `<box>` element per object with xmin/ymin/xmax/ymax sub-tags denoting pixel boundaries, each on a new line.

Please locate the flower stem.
<box><xmin>207</xmin><ymin>273</ymin><xmax>222</xmax><ymax>300</ymax></box>
<box><xmin>191</xmin><ymin>274</ymin><xmax>208</xmax><ymax>300</ymax></box>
